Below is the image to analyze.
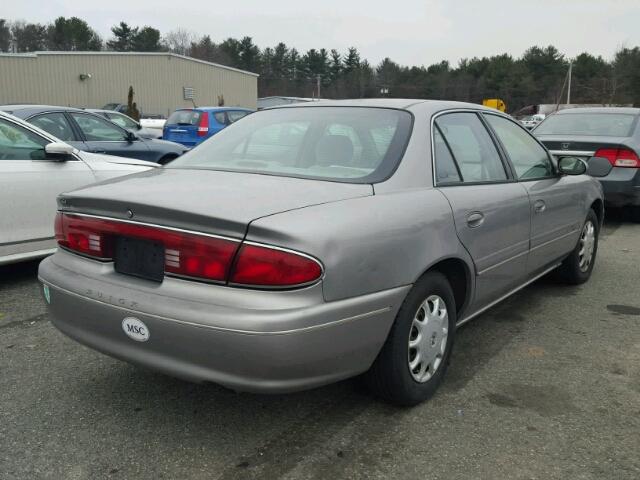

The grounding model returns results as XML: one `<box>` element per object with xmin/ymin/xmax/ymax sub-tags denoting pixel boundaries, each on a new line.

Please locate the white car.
<box><xmin>0</xmin><ymin>111</ymin><xmax>157</xmax><ymax>266</ymax></box>
<box><xmin>521</xmin><ymin>114</ymin><xmax>546</xmax><ymax>130</ymax></box>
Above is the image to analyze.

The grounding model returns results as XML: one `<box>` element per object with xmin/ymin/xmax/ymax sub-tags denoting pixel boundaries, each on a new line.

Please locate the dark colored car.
<box><xmin>533</xmin><ymin>107</ymin><xmax>640</xmax><ymax>217</ymax></box>
<box><xmin>86</xmin><ymin>109</ymin><xmax>162</xmax><ymax>139</ymax></box>
<box><xmin>163</xmin><ymin>107</ymin><xmax>252</xmax><ymax>147</ymax></box>
<box><xmin>0</xmin><ymin>105</ymin><xmax>188</xmax><ymax>164</ymax></box>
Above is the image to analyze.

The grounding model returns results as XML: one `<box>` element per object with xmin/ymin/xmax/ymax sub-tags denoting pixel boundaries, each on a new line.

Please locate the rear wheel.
<box><xmin>557</xmin><ymin>209</ymin><xmax>599</xmax><ymax>284</ymax></box>
<box><xmin>364</xmin><ymin>272</ymin><xmax>456</xmax><ymax>406</ymax></box>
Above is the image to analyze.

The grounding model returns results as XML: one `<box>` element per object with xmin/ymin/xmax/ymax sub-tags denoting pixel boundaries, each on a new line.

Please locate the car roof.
<box><xmin>0</xmin><ymin>104</ymin><xmax>87</xmax><ymax>117</ymax></box>
<box><xmin>269</xmin><ymin>98</ymin><xmax>504</xmax><ymax>115</ymax></box>
<box><xmin>175</xmin><ymin>107</ymin><xmax>253</xmax><ymax>112</ymax></box>
<box><xmin>554</xmin><ymin>107</ymin><xmax>640</xmax><ymax>115</ymax></box>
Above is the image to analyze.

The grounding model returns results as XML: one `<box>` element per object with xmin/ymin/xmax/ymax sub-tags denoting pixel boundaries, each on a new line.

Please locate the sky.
<box><xmin>5</xmin><ymin>0</ymin><xmax>640</xmax><ymax>67</ymax></box>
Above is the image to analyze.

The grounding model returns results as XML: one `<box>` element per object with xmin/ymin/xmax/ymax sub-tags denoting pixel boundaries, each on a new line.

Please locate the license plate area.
<box><xmin>114</xmin><ymin>237</ymin><xmax>165</xmax><ymax>282</ymax></box>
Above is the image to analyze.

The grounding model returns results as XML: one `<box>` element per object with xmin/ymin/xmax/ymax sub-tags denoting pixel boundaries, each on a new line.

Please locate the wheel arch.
<box><xmin>414</xmin><ymin>256</ymin><xmax>473</xmax><ymax>318</ymax></box>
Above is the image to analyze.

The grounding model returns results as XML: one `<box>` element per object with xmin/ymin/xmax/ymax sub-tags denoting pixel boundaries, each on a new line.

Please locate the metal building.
<box><xmin>0</xmin><ymin>51</ymin><xmax>258</xmax><ymax>117</ymax></box>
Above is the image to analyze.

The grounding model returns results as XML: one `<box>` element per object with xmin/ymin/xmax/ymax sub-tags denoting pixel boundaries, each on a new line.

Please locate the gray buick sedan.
<box><xmin>39</xmin><ymin>99</ymin><xmax>608</xmax><ymax>406</ymax></box>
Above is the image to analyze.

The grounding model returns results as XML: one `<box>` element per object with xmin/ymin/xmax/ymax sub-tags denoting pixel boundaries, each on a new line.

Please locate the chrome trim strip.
<box><xmin>549</xmin><ymin>150</ymin><xmax>595</xmax><ymax>157</ymax></box>
<box><xmin>476</xmin><ymin>248</ymin><xmax>529</xmax><ymax>276</ymax></box>
<box><xmin>529</xmin><ymin>228</ymin><xmax>580</xmax><ymax>253</ymax></box>
<box><xmin>60</xmin><ymin>212</ymin><xmax>242</xmax><ymax>243</ymax></box>
<box><xmin>41</xmin><ymin>280</ymin><xmax>390</xmax><ymax>336</ymax></box>
<box><xmin>58</xmin><ymin>212</ymin><xmax>325</xmax><ymax>288</ymax></box>
<box><xmin>456</xmin><ymin>263</ymin><xmax>561</xmax><ymax>327</ymax></box>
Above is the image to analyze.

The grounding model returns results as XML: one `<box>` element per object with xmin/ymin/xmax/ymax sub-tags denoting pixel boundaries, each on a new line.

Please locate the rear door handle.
<box><xmin>534</xmin><ymin>200</ymin><xmax>546</xmax><ymax>213</ymax></box>
<box><xmin>466</xmin><ymin>212</ymin><xmax>485</xmax><ymax>228</ymax></box>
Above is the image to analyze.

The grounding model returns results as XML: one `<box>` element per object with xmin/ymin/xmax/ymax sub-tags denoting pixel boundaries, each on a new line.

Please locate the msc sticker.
<box><xmin>122</xmin><ymin>317</ymin><xmax>150</xmax><ymax>342</ymax></box>
<box><xmin>43</xmin><ymin>284</ymin><xmax>51</xmax><ymax>304</ymax></box>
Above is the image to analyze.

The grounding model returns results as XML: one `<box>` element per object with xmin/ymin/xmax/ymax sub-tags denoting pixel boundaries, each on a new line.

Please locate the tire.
<box><xmin>364</xmin><ymin>271</ymin><xmax>456</xmax><ymax>406</ymax></box>
<box><xmin>557</xmin><ymin>209</ymin><xmax>599</xmax><ymax>284</ymax></box>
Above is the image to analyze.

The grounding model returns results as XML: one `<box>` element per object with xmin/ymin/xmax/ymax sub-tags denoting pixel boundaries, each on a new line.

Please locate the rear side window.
<box><xmin>435</xmin><ymin>112</ymin><xmax>507</xmax><ymax>183</ymax></box>
<box><xmin>484</xmin><ymin>114</ymin><xmax>554</xmax><ymax>180</ymax></box>
<box><xmin>167</xmin><ymin>110</ymin><xmax>201</xmax><ymax>126</ymax></box>
<box><xmin>213</xmin><ymin>112</ymin><xmax>227</xmax><ymax>125</ymax></box>
<box><xmin>228</xmin><ymin>111</ymin><xmax>249</xmax><ymax>123</ymax></box>
<box><xmin>29</xmin><ymin>113</ymin><xmax>76</xmax><ymax>142</ymax></box>
<box><xmin>433</xmin><ymin>126</ymin><xmax>461</xmax><ymax>184</ymax></box>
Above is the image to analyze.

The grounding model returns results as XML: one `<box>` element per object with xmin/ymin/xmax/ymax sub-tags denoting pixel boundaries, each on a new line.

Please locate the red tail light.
<box><xmin>230</xmin><ymin>244</ymin><xmax>323</xmax><ymax>287</ymax></box>
<box><xmin>55</xmin><ymin>213</ymin><xmax>238</xmax><ymax>282</ymax></box>
<box><xmin>54</xmin><ymin>213</ymin><xmax>323</xmax><ymax>287</ymax></box>
<box><xmin>594</xmin><ymin>148</ymin><xmax>640</xmax><ymax>168</ymax></box>
<box><xmin>197</xmin><ymin>112</ymin><xmax>209</xmax><ymax>136</ymax></box>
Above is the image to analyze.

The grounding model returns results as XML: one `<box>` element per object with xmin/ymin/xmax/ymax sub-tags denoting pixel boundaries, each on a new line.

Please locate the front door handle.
<box><xmin>534</xmin><ymin>200</ymin><xmax>546</xmax><ymax>213</ymax></box>
<box><xmin>466</xmin><ymin>212</ymin><xmax>485</xmax><ymax>228</ymax></box>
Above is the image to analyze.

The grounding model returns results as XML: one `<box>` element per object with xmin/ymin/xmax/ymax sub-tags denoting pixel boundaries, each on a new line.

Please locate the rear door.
<box><xmin>484</xmin><ymin>113</ymin><xmax>584</xmax><ymax>274</ymax></box>
<box><xmin>163</xmin><ymin>109</ymin><xmax>202</xmax><ymax>146</ymax></box>
<box><xmin>433</xmin><ymin>111</ymin><xmax>531</xmax><ymax>309</ymax></box>
<box><xmin>68</xmin><ymin>112</ymin><xmax>153</xmax><ymax>161</ymax></box>
<box><xmin>0</xmin><ymin>117</ymin><xmax>94</xmax><ymax>261</ymax></box>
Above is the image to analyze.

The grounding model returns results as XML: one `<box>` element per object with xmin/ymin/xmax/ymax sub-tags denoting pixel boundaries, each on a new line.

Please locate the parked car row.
<box><xmin>3</xmin><ymin>97</ymin><xmax>635</xmax><ymax>406</ymax></box>
<box><xmin>34</xmin><ymin>99</ymin><xmax>613</xmax><ymax>406</ymax></box>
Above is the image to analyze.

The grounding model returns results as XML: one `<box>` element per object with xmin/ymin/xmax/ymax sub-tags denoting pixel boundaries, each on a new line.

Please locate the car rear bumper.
<box><xmin>599</xmin><ymin>167</ymin><xmax>640</xmax><ymax>207</ymax></box>
<box><xmin>38</xmin><ymin>251</ymin><xmax>408</xmax><ymax>393</ymax></box>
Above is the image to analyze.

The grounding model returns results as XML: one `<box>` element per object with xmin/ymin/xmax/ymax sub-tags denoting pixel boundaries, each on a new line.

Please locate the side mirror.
<box><xmin>586</xmin><ymin>156</ymin><xmax>613</xmax><ymax>178</ymax></box>
<box><xmin>557</xmin><ymin>156</ymin><xmax>587</xmax><ymax>176</ymax></box>
<box><xmin>44</xmin><ymin>142</ymin><xmax>75</xmax><ymax>161</ymax></box>
<box><xmin>126</xmin><ymin>130</ymin><xmax>138</xmax><ymax>142</ymax></box>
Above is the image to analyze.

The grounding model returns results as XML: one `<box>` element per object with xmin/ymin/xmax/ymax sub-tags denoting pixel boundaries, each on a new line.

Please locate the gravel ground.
<box><xmin>1</xmin><ymin>216</ymin><xmax>639</xmax><ymax>480</ymax></box>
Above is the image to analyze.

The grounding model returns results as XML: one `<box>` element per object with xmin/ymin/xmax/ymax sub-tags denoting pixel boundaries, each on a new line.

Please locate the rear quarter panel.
<box><xmin>246</xmin><ymin>189</ymin><xmax>474</xmax><ymax>303</ymax></box>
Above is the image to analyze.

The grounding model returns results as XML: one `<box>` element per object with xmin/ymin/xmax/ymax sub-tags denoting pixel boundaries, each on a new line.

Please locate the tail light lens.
<box><xmin>197</xmin><ymin>112</ymin><xmax>209</xmax><ymax>136</ymax></box>
<box><xmin>594</xmin><ymin>148</ymin><xmax>640</xmax><ymax>168</ymax></box>
<box><xmin>230</xmin><ymin>244</ymin><xmax>323</xmax><ymax>287</ymax></box>
<box><xmin>54</xmin><ymin>213</ymin><xmax>323</xmax><ymax>287</ymax></box>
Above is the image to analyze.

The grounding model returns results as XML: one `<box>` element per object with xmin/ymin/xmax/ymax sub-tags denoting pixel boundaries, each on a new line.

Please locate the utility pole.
<box><xmin>567</xmin><ymin>62</ymin><xmax>572</xmax><ymax>105</ymax></box>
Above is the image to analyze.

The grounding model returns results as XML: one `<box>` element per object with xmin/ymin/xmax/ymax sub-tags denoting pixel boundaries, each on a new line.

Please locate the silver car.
<box><xmin>38</xmin><ymin>100</ymin><xmax>608</xmax><ymax>405</ymax></box>
<box><xmin>0</xmin><ymin>111</ymin><xmax>156</xmax><ymax>266</ymax></box>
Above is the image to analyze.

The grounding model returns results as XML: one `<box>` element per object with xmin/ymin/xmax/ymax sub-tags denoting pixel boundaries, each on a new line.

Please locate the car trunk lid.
<box><xmin>58</xmin><ymin>168</ymin><xmax>373</xmax><ymax>238</ymax></box>
<box><xmin>535</xmin><ymin>134</ymin><xmax>634</xmax><ymax>158</ymax></box>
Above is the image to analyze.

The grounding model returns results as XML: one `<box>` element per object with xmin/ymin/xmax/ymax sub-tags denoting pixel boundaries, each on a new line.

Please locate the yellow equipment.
<box><xmin>482</xmin><ymin>98</ymin><xmax>506</xmax><ymax>112</ymax></box>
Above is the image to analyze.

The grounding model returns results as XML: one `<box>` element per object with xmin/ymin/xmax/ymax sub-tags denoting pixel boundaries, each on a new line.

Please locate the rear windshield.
<box><xmin>534</xmin><ymin>112</ymin><xmax>637</xmax><ymax>136</ymax></box>
<box><xmin>167</xmin><ymin>107</ymin><xmax>413</xmax><ymax>183</ymax></box>
<box><xmin>166</xmin><ymin>110</ymin><xmax>202</xmax><ymax>126</ymax></box>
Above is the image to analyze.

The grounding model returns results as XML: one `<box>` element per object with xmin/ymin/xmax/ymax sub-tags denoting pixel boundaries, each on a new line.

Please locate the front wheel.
<box><xmin>364</xmin><ymin>272</ymin><xmax>456</xmax><ymax>406</ymax></box>
<box><xmin>557</xmin><ymin>209</ymin><xmax>599</xmax><ymax>284</ymax></box>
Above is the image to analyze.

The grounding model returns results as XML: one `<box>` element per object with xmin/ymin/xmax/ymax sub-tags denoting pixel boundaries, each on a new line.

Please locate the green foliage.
<box><xmin>0</xmin><ymin>19</ymin><xmax>11</xmax><ymax>52</ymax></box>
<box><xmin>107</xmin><ymin>22</ymin><xmax>137</xmax><ymax>51</ymax></box>
<box><xmin>47</xmin><ymin>17</ymin><xmax>102</xmax><ymax>51</ymax></box>
<box><xmin>3</xmin><ymin>16</ymin><xmax>640</xmax><ymax>110</ymax></box>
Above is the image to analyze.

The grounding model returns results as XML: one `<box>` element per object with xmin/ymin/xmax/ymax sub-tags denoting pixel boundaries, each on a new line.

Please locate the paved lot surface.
<box><xmin>1</xmin><ymin>216</ymin><xmax>639</xmax><ymax>480</ymax></box>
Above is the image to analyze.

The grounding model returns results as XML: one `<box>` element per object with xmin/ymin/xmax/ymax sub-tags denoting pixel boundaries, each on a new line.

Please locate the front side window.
<box><xmin>0</xmin><ymin>118</ymin><xmax>47</xmax><ymax>160</ymax></box>
<box><xmin>168</xmin><ymin>107</ymin><xmax>413</xmax><ymax>183</ymax></box>
<box><xmin>29</xmin><ymin>113</ymin><xmax>76</xmax><ymax>142</ymax></box>
<box><xmin>484</xmin><ymin>114</ymin><xmax>554</xmax><ymax>180</ymax></box>
<box><xmin>70</xmin><ymin>113</ymin><xmax>128</xmax><ymax>141</ymax></box>
<box><xmin>435</xmin><ymin>112</ymin><xmax>507</xmax><ymax>183</ymax></box>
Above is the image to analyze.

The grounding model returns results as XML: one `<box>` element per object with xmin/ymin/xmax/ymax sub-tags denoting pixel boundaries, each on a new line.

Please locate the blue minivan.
<box><xmin>163</xmin><ymin>107</ymin><xmax>253</xmax><ymax>147</ymax></box>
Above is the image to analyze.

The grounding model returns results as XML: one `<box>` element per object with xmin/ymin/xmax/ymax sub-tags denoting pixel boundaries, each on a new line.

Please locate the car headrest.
<box><xmin>315</xmin><ymin>134</ymin><xmax>354</xmax><ymax>166</ymax></box>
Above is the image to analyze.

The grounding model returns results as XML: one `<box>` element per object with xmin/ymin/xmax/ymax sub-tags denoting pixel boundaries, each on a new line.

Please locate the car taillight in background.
<box><xmin>54</xmin><ymin>213</ymin><xmax>323</xmax><ymax>287</ymax></box>
<box><xmin>197</xmin><ymin>112</ymin><xmax>209</xmax><ymax>137</ymax></box>
<box><xmin>594</xmin><ymin>148</ymin><xmax>640</xmax><ymax>168</ymax></box>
